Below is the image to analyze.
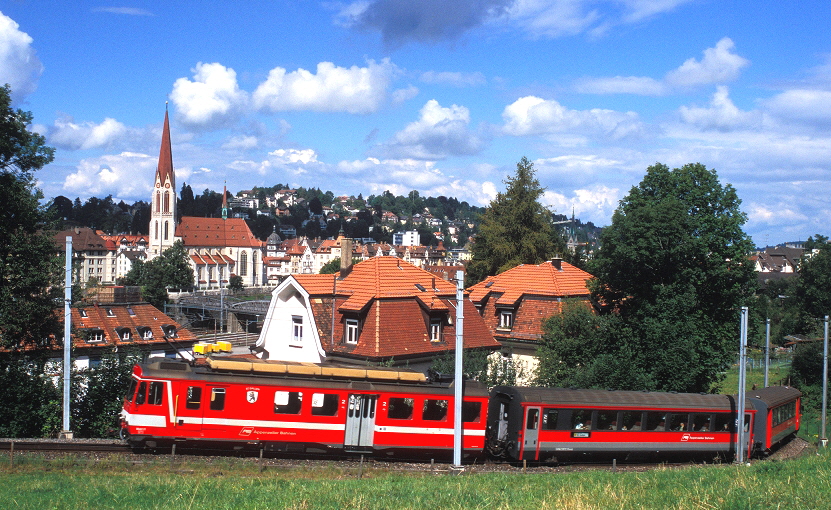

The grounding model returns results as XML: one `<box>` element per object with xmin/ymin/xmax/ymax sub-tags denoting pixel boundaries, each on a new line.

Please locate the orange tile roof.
<box><xmin>468</xmin><ymin>260</ymin><xmax>593</xmax><ymax>303</ymax></box>
<box><xmin>176</xmin><ymin>216</ymin><xmax>264</xmax><ymax>248</ymax></box>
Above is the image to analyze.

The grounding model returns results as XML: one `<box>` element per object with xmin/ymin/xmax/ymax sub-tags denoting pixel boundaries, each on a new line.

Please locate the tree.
<box><xmin>585</xmin><ymin>162</ymin><xmax>756</xmax><ymax>393</ymax></box>
<box><xmin>120</xmin><ymin>241</ymin><xmax>193</xmax><ymax>308</ymax></box>
<box><xmin>793</xmin><ymin>238</ymin><xmax>831</xmax><ymax>333</ymax></box>
<box><xmin>227</xmin><ymin>274</ymin><xmax>244</xmax><ymax>292</ymax></box>
<box><xmin>0</xmin><ymin>84</ymin><xmax>62</xmax><ymax>348</ymax></box>
<box><xmin>467</xmin><ymin>157</ymin><xmax>565</xmax><ymax>284</ymax></box>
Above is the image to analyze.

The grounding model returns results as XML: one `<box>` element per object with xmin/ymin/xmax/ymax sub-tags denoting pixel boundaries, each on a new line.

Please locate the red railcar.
<box><xmin>120</xmin><ymin>359</ymin><xmax>489</xmax><ymax>459</ymax></box>
<box><xmin>486</xmin><ymin>386</ymin><xmax>772</xmax><ymax>463</ymax></box>
<box><xmin>748</xmin><ymin>385</ymin><xmax>802</xmax><ymax>455</ymax></box>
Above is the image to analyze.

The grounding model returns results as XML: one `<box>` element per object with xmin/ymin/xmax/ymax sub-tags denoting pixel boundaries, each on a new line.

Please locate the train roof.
<box><xmin>746</xmin><ymin>385</ymin><xmax>802</xmax><ymax>408</ymax></box>
<box><xmin>491</xmin><ymin>386</ymin><xmax>747</xmax><ymax>411</ymax></box>
<box><xmin>136</xmin><ymin>359</ymin><xmax>489</xmax><ymax>397</ymax></box>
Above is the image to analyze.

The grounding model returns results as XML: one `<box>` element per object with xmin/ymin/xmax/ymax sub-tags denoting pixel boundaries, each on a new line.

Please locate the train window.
<box><xmin>274</xmin><ymin>391</ymin><xmax>303</xmax><ymax>414</ymax></box>
<box><xmin>126</xmin><ymin>379</ymin><xmax>137</xmax><ymax>403</ymax></box>
<box><xmin>712</xmin><ymin>413</ymin><xmax>732</xmax><ymax>432</ymax></box>
<box><xmin>542</xmin><ymin>409</ymin><xmax>559</xmax><ymax>430</ymax></box>
<box><xmin>644</xmin><ymin>412</ymin><xmax>665</xmax><ymax>431</ymax></box>
<box><xmin>136</xmin><ymin>382</ymin><xmax>147</xmax><ymax>405</ymax></box>
<box><xmin>668</xmin><ymin>413</ymin><xmax>688</xmax><ymax>431</ymax></box>
<box><xmin>526</xmin><ymin>409</ymin><xmax>539</xmax><ymax>430</ymax></box>
<box><xmin>311</xmin><ymin>393</ymin><xmax>339</xmax><ymax>416</ymax></box>
<box><xmin>186</xmin><ymin>386</ymin><xmax>202</xmax><ymax>410</ymax></box>
<box><xmin>571</xmin><ymin>409</ymin><xmax>591</xmax><ymax>430</ymax></box>
<box><xmin>388</xmin><ymin>397</ymin><xmax>414</xmax><ymax>420</ymax></box>
<box><xmin>210</xmin><ymin>388</ymin><xmax>226</xmax><ymax>411</ymax></box>
<box><xmin>620</xmin><ymin>411</ymin><xmax>641</xmax><ymax>431</ymax></box>
<box><xmin>691</xmin><ymin>414</ymin><xmax>711</xmax><ymax>432</ymax></box>
<box><xmin>596</xmin><ymin>410</ymin><xmax>618</xmax><ymax>431</ymax></box>
<box><xmin>462</xmin><ymin>401</ymin><xmax>481</xmax><ymax>423</ymax></box>
<box><xmin>423</xmin><ymin>399</ymin><xmax>449</xmax><ymax>421</ymax></box>
<box><xmin>148</xmin><ymin>382</ymin><xmax>164</xmax><ymax>405</ymax></box>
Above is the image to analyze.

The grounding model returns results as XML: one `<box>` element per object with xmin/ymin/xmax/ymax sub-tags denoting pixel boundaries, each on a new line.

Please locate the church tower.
<box><xmin>149</xmin><ymin>106</ymin><xmax>177</xmax><ymax>257</ymax></box>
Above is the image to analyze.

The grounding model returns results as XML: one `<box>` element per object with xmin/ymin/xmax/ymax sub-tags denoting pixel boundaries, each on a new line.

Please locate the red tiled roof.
<box><xmin>468</xmin><ymin>260</ymin><xmax>593</xmax><ymax>303</ymax></box>
<box><xmin>66</xmin><ymin>303</ymin><xmax>197</xmax><ymax>350</ymax></box>
<box><xmin>175</xmin><ymin>216</ymin><xmax>264</xmax><ymax>248</ymax></box>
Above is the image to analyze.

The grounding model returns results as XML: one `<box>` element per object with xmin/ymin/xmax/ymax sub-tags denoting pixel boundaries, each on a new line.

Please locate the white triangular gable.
<box><xmin>254</xmin><ymin>276</ymin><xmax>326</xmax><ymax>362</ymax></box>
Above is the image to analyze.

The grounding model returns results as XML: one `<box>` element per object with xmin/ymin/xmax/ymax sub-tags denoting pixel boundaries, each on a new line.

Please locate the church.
<box><xmin>148</xmin><ymin>108</ymin><xmax>265</xmax><ymax>289</ymax></box>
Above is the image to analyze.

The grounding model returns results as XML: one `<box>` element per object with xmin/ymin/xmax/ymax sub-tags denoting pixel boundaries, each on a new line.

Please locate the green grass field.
<box><xmin>1</xmin><ymin>451</ymin><xmax>829</xmax><ymax>509</ymax></box>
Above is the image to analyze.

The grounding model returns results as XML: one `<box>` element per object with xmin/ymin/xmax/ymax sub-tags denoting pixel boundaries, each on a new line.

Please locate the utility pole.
<box><xmin>736</xmin><ymin>306</ymin><xmax>748</xmax><ymax>463</ymax></box>
<box><xmin>60</xmin><ymin>237</ymin><xmax>73</xmax><ymax>440</ymax></box>
<box><xmin>452</xmin><ymin>270</ymin><xmax>464</xmax><ymax>470</ymax></box>
<box><xmin>764</xmin><ymin>318</ymin><xmax>770</xmax><ymax>388</ymax></box>
<box><xmin>821</xmin><ymin>315</ymin><xmax>828</xmax><ymax>449</ymax></box>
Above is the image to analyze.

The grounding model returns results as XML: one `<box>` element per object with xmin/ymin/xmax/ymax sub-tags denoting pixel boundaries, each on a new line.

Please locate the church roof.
<box><xmin>156</xmin><ymin>109</ymin><xmax>174</xmax><ymax>187</ymax></box>
<box><xmin>175</xmin><ymin>216</ymin><xmax>264</xmax><ymax>248</ymax></box>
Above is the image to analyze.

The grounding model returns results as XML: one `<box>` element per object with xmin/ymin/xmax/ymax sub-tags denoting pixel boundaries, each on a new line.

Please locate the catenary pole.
<box><xmin>736</xmin><ymin>307</ymin><xmax>748</xmax><ymax>463</ymax></box>
<box><xmin>764</xmin><ymin>318</ymin><xmax>770</xmax><ymax>388</ymax></box>
<box><xmin>821</xmin><ymin>315</ymin><xmax>828</xmax><ymax>449</ymax></box>
<box><xmin>61</xmin><ymin>237</ymin><xmax>73</xmax><ymax>439</ymax></box>
<box><xmin>453</xmin><ymin>270</ymin><xmax>464</xmax><ymax>469</ymax></box>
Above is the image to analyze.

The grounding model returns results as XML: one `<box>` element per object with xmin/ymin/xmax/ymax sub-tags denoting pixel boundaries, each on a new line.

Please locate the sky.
<box><xmin>2</xmin><ymin>1</ymin><xmax>830</xmax><ymax>246</ymax></box>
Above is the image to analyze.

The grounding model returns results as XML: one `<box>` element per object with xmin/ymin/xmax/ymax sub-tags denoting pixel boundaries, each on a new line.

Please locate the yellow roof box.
<box><xmin>193</xmin><ymin>343</ymin><xmax>211</xmax><ymax>354</ymax></box>
<box><xmin>214</xmin><ymin>341</ymin><xmax>232</xmax><ymax>352</ymax></box>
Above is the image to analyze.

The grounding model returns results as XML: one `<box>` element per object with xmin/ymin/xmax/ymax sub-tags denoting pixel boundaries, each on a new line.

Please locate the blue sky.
<box><xmin>3</xmin><ymin>1</ymin><xmax>830</xmax><ymax>246</ymax></box>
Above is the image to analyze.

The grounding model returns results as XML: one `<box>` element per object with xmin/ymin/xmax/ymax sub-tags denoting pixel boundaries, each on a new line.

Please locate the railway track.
<box><xmin>0</xmin><ymin>440</ymin><xmax>132</xmax><ymax>454</ymax></box>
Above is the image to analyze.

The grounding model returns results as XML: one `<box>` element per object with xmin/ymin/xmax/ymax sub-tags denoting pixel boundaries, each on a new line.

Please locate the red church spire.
<box><xmin>157</xmin><ymin>103</ymin><xmax>174</xmax><ymax>187</ymax></box>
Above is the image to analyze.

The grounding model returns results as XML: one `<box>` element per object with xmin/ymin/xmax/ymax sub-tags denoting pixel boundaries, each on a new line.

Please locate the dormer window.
<box><xmin>116</xmin><ymin>327</ymin><xmax>132</xmax><ymax>342</ymax></box>
<box><xmin>78</xmin><ymin>309</ymin><xmax>88</xmax><ymax>318</ymax></box>
<box><xmin>499</xmin><ymin>310</ymin><xmax>514</xmax><ymax>330</ymax></box>
<box><xmin>430</xmin><ymin>319</ymin><xmax>443</xmax><ymax>343</ymax></box>
<box><xmin>162</xmin><ymin>325</ymin><xmax>177</xmax><ymax>338</ymax></box>
<box><xmin>137</xmin><ymin>327</ymin><xmax>153</xmax><ymax>340</ymax></box>
<box><xmin>345</xmin><ymin>319</ymin><xmax>360</xmax><ymax>344</ymax></box>
<box><xmin>85</xmin><ymin>329</ymin><xmax>105</xmax><ymax>343</ymax></box>
<box><xmin>106</xmin><ymin>308</ymin><xmax>116</xmax><ymax>317</ymax></box>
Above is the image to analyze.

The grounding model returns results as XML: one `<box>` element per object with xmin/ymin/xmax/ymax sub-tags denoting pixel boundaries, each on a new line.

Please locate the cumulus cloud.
<box><xmin>542</xmin><ymin>185</ymin><xmax>620</xmax><ymax>226</ymax></box>
<box><xmin>373</xmin><ymin>99</ymin><xmax>484</xmax><ymax>160</ymax></box>
<box><xmin>253</xmin><ymin>59</ymin><xmax>395</xmax><ymax>114</ymax></box>
<box><xmin>665</xmin><ymin>37</ymin><xmax>749</xmax><ymax>87</ymax></box>
<box><xmin>419</xmin><ymin>70</ymin><xmax>486</xmax><ymax>87</ymax></box>
<box><xmin>762</xmin><ymin>89</ymin><xmax>831</xmax><ymax>126</ymax></box>
<box><xmin>339</xmin><ymin>0</ymin><xmax>512</xmax><ymax>46</ymax></box>
<box><xmin>48</xmin><ymin>116</ymin><xmax>128</xmax><ymax>150</ymax></box>
<box><xmin>577</xmin><ymin>38</ymin><xmax>749</xmax><ymax>95</ymax></box>
<box><xmin>228</xmin><ymin>148</ymin><xmax>323</xmax><ymax>177</ymax></box>
<box><xmin>392</xmin><ymin>85</ymin><xmax>419</xmax><ymax>103</ymax></box>
<box><xmin>678</xmin><ymin>86</ymin><xmax>761</xmax><ymax>131</ymax></box>
<box><xmin>221</xmin><ymin>135</ymin><xmax>259</xmax><ymax>151</ymax></box>
<box><xmin>63</xmin><ymin>152</ymin><xmax>157</xmax><ymax>196</ymax></box>
<box><xmin>502</xmin><ymin>96</ymin><xmax>644</xmax><ymax>140</ymax></box>
<box><xmin>170</xmin><ymin>62</ymin><xmax>248</xmax><ymax>128</ymax></box>
<box><xmin>0</xmin><ymin>11</ymin><xmax>43</xmax><ymax>101</ymax></box>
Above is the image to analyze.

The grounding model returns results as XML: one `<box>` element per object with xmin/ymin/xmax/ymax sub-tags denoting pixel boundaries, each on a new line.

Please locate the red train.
<box><xmin>120</xmin><ymin>359</ymin><xmax>800</xmax><ymax>463</ymax></box>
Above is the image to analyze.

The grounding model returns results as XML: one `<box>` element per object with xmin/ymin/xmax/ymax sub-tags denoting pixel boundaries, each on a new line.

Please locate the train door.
<box><xmin>522</xmin><ymin>406</ymin><xmax>541</xmax><ymax>461</ymax></box>
<box><xmin>172</xmin><ymin>383</ymin><xmax>204</xmax><ymax>435</ymax></box>
<box><xmin>202</xmin><ymin>385</ymin><xmax>228</xmax><ymax>433</ymax></box>
<box><xmin>344</xmin><ymin>394</ymin><xmax>377</xmax><ymax>452</ymax></box>
<box><xmin>496</xmin><ymin>401</ymin><xmax>510</xmax><ymax>442</ymax></box>
<box><xmin>741</xmin><ymin>412</ymin><xmax>753</xmax><ymax>460</ymax></box>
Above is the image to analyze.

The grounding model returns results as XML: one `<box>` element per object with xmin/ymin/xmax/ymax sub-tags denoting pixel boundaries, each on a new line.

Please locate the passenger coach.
<box><xmin>487</xmin><ymin>386</ymin><xmax>756</xmax><ymax>463</ymax></box>
<box><xmin>120</xmin><ymin>359</ymin><xmax>489</xmax><ymax>459</ymax></box>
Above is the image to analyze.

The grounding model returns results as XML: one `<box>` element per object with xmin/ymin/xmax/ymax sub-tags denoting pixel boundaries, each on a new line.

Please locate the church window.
<box><xmin>155</xmin><ymin>193</ymin><xmax>160</xmax><ymax>213</ymax></box>
<box><xmin>164</xmin><ymin>221</ymin><xmax>169</xmax><ymax>241</ymax></box>
<box><xmin>163</xmin><ymin>191</ymin><xmax>170</xmax><ymax>213</ymax></box>
<box><xmin>240</xmin><ymin>252</ymin><xmax>248</xmax><ymax>276</ymax></box>
<box><xmin>154</xmin><ymin>221</ymin><xmax>158</xmax><ymax>240</ymax></box>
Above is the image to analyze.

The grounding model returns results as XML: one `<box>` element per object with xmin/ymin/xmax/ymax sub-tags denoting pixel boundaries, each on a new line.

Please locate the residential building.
<box><xmin>467</xmin><ymin>258</ymin><xmax>595</xmax><ymax>383</ymax></box>
<box><xmin>253</xmin><ymin>256</ymin><xmax>499</xmax><ymax>372</ymax></box>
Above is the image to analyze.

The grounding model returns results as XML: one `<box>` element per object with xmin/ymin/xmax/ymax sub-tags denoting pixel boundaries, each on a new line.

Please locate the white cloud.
<box><xmin>678</xmin><ymin>86</ymin><xmax>761</xmax><ymax>131</ymax></box>
<box><xmin>392</xmin><ymin>85</ymin><xmax>419</xmax><ymax>103</ymax></box>
<box><xmin>502</xmin><ymin>95</ymin><xmax>644</xmax><ymax>140</ymax></box>
<box><xmin>229</xmin><ymin>148</ymin><xmax>322</xmax><ymax>177</ymax></box>
<box><xmin>574</xmin><ymin>75</ymin><xmax>666</xmax><ymax>95</ymax></box>
<box><xmin>543</xmin><ymin>184</ymin><xmax>620</xmax><ymax>225</ymax></box>
<box><xmin>221</xmin><ymin>135</ymin><xmax>259</xmax><ymax>150</ymax></box>
<box><xmin>253</xmin><ymin>59</ymin><xmax>396</xmax><ymax>114</ymax></box>
<box><xmin>374</xmin><ymin>99</ymin><xmax>484</xmax><ymax>159</ymax></box>
<box><xmin>63</xmin><ymin>152</ymin><xmax>156</xmax><ymax>196</ymax></box>
<box><xmin>665</xmin><ymin>37</ymin><xmax>749</xmax><ymax>87</ymax></box>
<box><xmin>170</xmin><ymin>62</ymin><xmax>248</xmax><ymax>128</ymax></box>
<box><xmin>48</xmin><ymin>116</ymin><xmax>128</xmax><ymax>150</ymax></box>
<box><xmin>506</xmin><ymin>0</ymin><xmax>601</xmax><ymax>38</ymax></box>
<box><xmin>762</xmin><ymin>89</ymin><xmax>831</xmax><ymax>126</ymax></box>
<box><xmin>746</xmin><ymin>203</ymin><xmax>809</xmax><ymax>227</ymax></box>
<box><xmin>92</xmin><ymin>7</ymin><xmax>154</xmax><ymax>16</ymax></box>
<box><xmin>419</xmin><ymin>70</ymin><xmax>486</xmax><ymax>87</ymax></box>
<box><xmin>0</xmin><ymin>11</ymin><xmax>43</xmax><ymax>101</ymax></box>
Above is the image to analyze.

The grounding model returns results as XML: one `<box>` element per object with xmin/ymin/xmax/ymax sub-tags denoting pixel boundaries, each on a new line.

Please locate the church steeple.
<box><xmin>149</xmin><ymin>104</ymin><xmax>178</xmax><ymax>257</ymax></box>
<box><xmin>222</xmin><ymin>183</ymin><xmax>228</xmax><ymax>220</ymax></box>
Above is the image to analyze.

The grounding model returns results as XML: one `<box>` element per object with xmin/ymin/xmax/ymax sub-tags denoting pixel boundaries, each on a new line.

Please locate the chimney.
<box><xmin>339</xmin><ymin>236</ymin><xmax>353</xmax><ymax>278</ymax></box>
<box><xmin>551</xmin><ymin>257</ymin><xmax>562</xmax><ymax>271</ymax></box>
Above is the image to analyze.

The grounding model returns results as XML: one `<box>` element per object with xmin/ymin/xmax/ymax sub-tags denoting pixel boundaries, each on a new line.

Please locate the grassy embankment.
<box><xmin>1</xmin><ymin>450</ymin><xmax>830</xmax><ymax>509</ymax></box>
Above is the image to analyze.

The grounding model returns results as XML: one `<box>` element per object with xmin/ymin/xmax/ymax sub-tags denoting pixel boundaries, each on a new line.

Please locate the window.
<box><xmin>388</xmin><ymin>397</ymin><xmax>414</xmax><ymax>420</ymax></box>
<box><xmin>571</xmin><ymin>409</ymin><xmax>592</xmax><ymax>430</ymax></box>
<box><xmin>423</xmin><ymin>399</ymin><xmax>449</xmax><ymax>421</ymax></box>
<box><xmin>691</xmin><ymin>414</ymin><xmax>712</xmax><ymax>432</ymax></box>
<box><xmin>292</xmin><ymin>316</ymin><xmax>303</xmax><ymax>345</ymax></box>
<box><xmin>311</xmin><ymin>393</ymin><xmax>339</xmax><ymax>416</ymax></box>
<box><xmin>162</xmin><ymin>325</ymin><xmax>177</xmax><ymax>338</ymax></box>
<box><xmin>186</xmin><ymin>386</ymin><xmax>202</xmax><ymax>410</ymax></box>
<box><xmin>430</xmin><ymin>319</ymin><xmax>442</xmax><ymax>342</ymax></box>
<box><xmin>345</xmin><ymin>319</ymin><xmax>359</xmax><ymax>344</ymax></box>
<box><xmin>136</xmin><ymin>382</ymin><xmax>146</xmax><ymax>405</ymax></box>
<box><xmin>126</xmin><ymin>307</ymin><xmax>135</xmax><ymax>316</ymax></box>
<box><xmin>86</xmin><ymin>330</ymin><xmax>105</xmax><ymax>343</ymax></box>
<box><xmin>542</xmin><ymin>409</ymin><xmax>560</xmax><ymax>430</ymax></box>
<box><xmin>274</xmin><ymin>391</ymin><xmax>303</xmax><ymax>414</ymax></box>
<box><xmin>138</xmin><ymin>327</ymin><xmax>153</xmax><ymax>340</ymax></box>
<box><xmin>499</xmin><ymin>310</ymin><xmax>513</xmax><ymax>329</ymax></box>
<box><xmin>106</xmin><ymin>308</ymin><xmax>116</xmax><ymax>317</ymax></box>
<box><xmin>126</xmin><ymin>379</ymin><xmax>137</xmax><ymax>403</ymax></box>
<box><xmin>210</xmin><ymin>388</ymin><xmax>226</xmax><ymax>411</ymax></box>
<box><xmin>621</xmin><ymin>411</ymin><xmax>642</xmax><ymax>431</ymax></box>
<box><xmin>462</xmin><ymin>402</ymin><xmax>482</xmax><ymax>423</ymax></box>
<box><xmin>79</xmin><ymin>309</ymin><xmax>88</xmax><ymax>318</ymax></box>
<box><xmin>668</xmin><ymin>413</ymin><xmax>689</xmax><ymax>431</ymax></box>
<box><xmin>596</xmin><ymin>410</ymin><xmax>618</xmax><ymax>431</ymax></box>
<box><xmin>164</xmin><ymin>221</ymin><xmax>168</xmax><ymax>240</ymax></box>
<box><xmin>644</xmin><ymin>412</ymin><xmax>665</xmax><ymax>431</ymax></box>
<box><xmin>712</xmin><ymin>413</ymin><xmax>733</xmax><ymax>432</ymax></box>
<box><xmin>119</xmin><ymin>329</ymin><xmax>132</xmax><ymax>341</ymax></box>
<box><xmin>148</xmin><ymin>382</ymin><xmax>164</xmax><ymax>405</ymax></box>
<box><xmin>239</xmin><ymin>251</ymin><xmax>248</xmax><ymax>276</ymax></box>
<box><xmin>526</xmin><ymin>408</ymin><xmax>540</xmax><ymax>430</ymax></box>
